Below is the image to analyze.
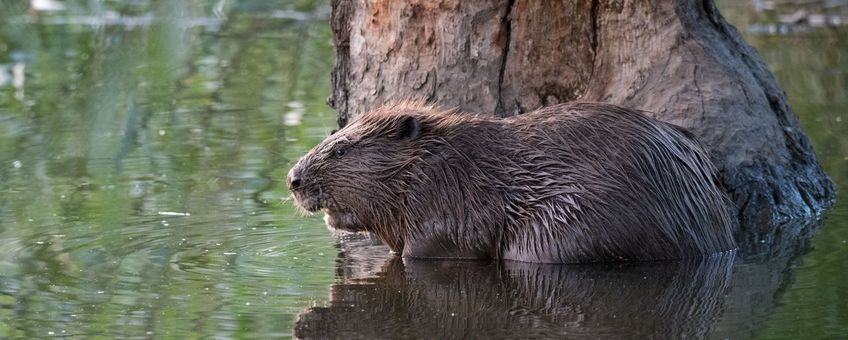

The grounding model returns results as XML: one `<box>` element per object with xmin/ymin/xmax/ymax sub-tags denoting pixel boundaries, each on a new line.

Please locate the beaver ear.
<box><xmin>397</xmin><ymin>116</ymin><xmax>422</xmax><ymax>140</ymax></box>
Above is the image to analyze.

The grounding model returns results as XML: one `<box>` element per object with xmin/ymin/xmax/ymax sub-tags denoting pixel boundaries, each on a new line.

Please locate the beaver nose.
<box><xmin>289</xmin><ymin>176</ymin><xmax>302</xmax><ymax>190</ymax></box>
<box><xmin>287</xmin><ymin>170</ymin><xmax>303</xmax><ymax>190</ymax></box>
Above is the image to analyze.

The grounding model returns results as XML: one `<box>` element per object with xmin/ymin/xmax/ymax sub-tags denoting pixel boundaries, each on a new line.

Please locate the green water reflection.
<box><xmin>718</xmin><ymin>1</ymin><xmax>848</xmax><ymax>339</ymax></box>
<box><xmin>0</xmin><ymin>0</ymin><xmax>846</xmax><ymax>339</ymax></box>
<box><xmin>1</xmin><ymin>0</ymin><xmax>337</xmax><ymax>338</ymax></box>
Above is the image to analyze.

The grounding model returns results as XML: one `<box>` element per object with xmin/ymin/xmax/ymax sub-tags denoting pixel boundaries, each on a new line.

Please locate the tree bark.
<box><xmin>328</xmin><ymin>0</ymin><xmax>836</xmax><ymax>246</ymax></box>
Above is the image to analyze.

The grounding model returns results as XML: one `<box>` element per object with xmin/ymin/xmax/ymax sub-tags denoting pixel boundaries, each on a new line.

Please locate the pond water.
<box><xmin>0</xmin><ymin>0</ymin><xmax>845</xmax><ymax>339</ymax></box>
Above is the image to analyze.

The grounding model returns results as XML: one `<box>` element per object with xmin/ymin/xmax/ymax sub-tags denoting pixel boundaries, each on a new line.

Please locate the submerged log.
<box><xmin>328</xmin><ymin>0</ymin><xmax>835</xmax><ymax>246</ymax></box>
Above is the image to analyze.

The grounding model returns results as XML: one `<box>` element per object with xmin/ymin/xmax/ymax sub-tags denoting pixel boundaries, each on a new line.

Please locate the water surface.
<box><xmin>1</xmin><ymin>1</ymin><xmax>338</xmax><ymax>338</ymax></box>
<box><xmin>0</xmin><ymin>0</ymin><xmax>846</xmax><ymax>339</ymax></box>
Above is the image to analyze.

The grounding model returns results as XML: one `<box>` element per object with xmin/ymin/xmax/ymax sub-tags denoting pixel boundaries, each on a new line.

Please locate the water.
<box><xmin>717</xmin><ymin>1</ymin><xmax>848</xmax><ymax>339</ymax></box>
<box><xmin>0</xmin><ymin>1</ymin><xmax>846</xmax><ymax>339</ymax></box>
<box><xmin>0</xmin><ymin>1</ymin><xmax>338</xmax><ymax>338</ymax></box>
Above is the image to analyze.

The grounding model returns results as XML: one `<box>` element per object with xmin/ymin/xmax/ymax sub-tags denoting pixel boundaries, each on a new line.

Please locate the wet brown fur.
<box><xmin>288</xmin><ymin>101</ymin><xmax>737</xmax><ymax>263</ymax></box>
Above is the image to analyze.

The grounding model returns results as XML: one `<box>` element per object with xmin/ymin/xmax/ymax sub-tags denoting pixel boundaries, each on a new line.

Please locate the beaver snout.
<box><xmin>288</xmin><ymin>174</ymin><xmax>302</xmax><ymax>190</ymax></box>
<box><xmin>287</xmin><ymin>166</ymin><xmax>324</xmax><ymax>213</ymax></box>
<box><xmin>287</xmin><ymin>167</ymin><xmax>304</xmax><ymax>191</ymax></box>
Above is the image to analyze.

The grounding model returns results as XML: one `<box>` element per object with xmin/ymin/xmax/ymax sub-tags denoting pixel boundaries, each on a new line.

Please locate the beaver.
<box><xmin>287</xmin><ymin>101</ymin><xmax>737</xmax><ymax>263</ymax></box>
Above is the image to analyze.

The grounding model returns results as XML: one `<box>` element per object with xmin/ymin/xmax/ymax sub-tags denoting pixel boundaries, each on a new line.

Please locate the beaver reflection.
<box><xmin>294</xmin><ymin>240</ymin><xmax>735</xmax><ymax>339</ymax></box>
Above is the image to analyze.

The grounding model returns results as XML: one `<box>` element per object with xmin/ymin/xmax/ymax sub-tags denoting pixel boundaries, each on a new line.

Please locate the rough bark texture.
<box><xmin>328</xmin><ymin>0</ymin><xmax>836</xmax><ymax>247</ymax></box>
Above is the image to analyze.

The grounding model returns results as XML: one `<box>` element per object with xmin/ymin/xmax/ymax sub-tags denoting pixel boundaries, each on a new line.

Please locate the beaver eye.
<box><xmin>335</xmin><ymin>146</ymin><xmax>346</xmax><ymax>158</ymax></box>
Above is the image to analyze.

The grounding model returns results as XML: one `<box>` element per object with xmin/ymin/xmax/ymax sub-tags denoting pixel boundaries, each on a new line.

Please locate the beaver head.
<box><xmin>287</xmin><ymin>103</ymin><xmax>444</xmax><ymax>249</ymax></box>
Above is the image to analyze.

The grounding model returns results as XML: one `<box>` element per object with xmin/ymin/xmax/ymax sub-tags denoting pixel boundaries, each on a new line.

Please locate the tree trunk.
<box><xmin>328</xmin><ymin>0</ymin><xmax>836</xmax><ymax>246</ymax></box>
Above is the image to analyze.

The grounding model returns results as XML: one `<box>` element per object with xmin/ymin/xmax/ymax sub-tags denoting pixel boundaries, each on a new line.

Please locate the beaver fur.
<box><xmin>288</xmin><ymin>101</ymin><xmax>737</xmax><ymax>263</ymax></box>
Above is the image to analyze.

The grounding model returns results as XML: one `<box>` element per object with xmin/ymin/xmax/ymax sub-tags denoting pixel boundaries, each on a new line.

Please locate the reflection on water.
<box><xmin>0</xmin><ymin>0</ymin><xmax>338</xmax><ymax>338</ymax></box>
<box><xmin>296</xmin><ymin>234</ymin><xmax>738</xmax><ymax>339</ymax></box>
<box><xmin>0</xmin><ymin>0</ymin><xmax>846</xmax><ymax>339</ymax></box>
<box><xmin>719</xmin><ymin>1</ymin><xmax>848</xmax><ymax>339</ymax></box>
<box><xmin>725</xmin><ymin>0</ymin><xmax>848</xmax><ymax>34</ymax></box>
<box><xmin>294</xmin><ymin>227</ymin><xmax>816</xmax><ymax>339</ymax></box>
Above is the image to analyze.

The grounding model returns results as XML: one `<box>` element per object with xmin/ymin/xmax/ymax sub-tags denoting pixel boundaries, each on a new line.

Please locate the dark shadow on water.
<box><xmin>294</xmin><ymin>220</ymin><xmax>819</xmax><ymax>339</ymax></box>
